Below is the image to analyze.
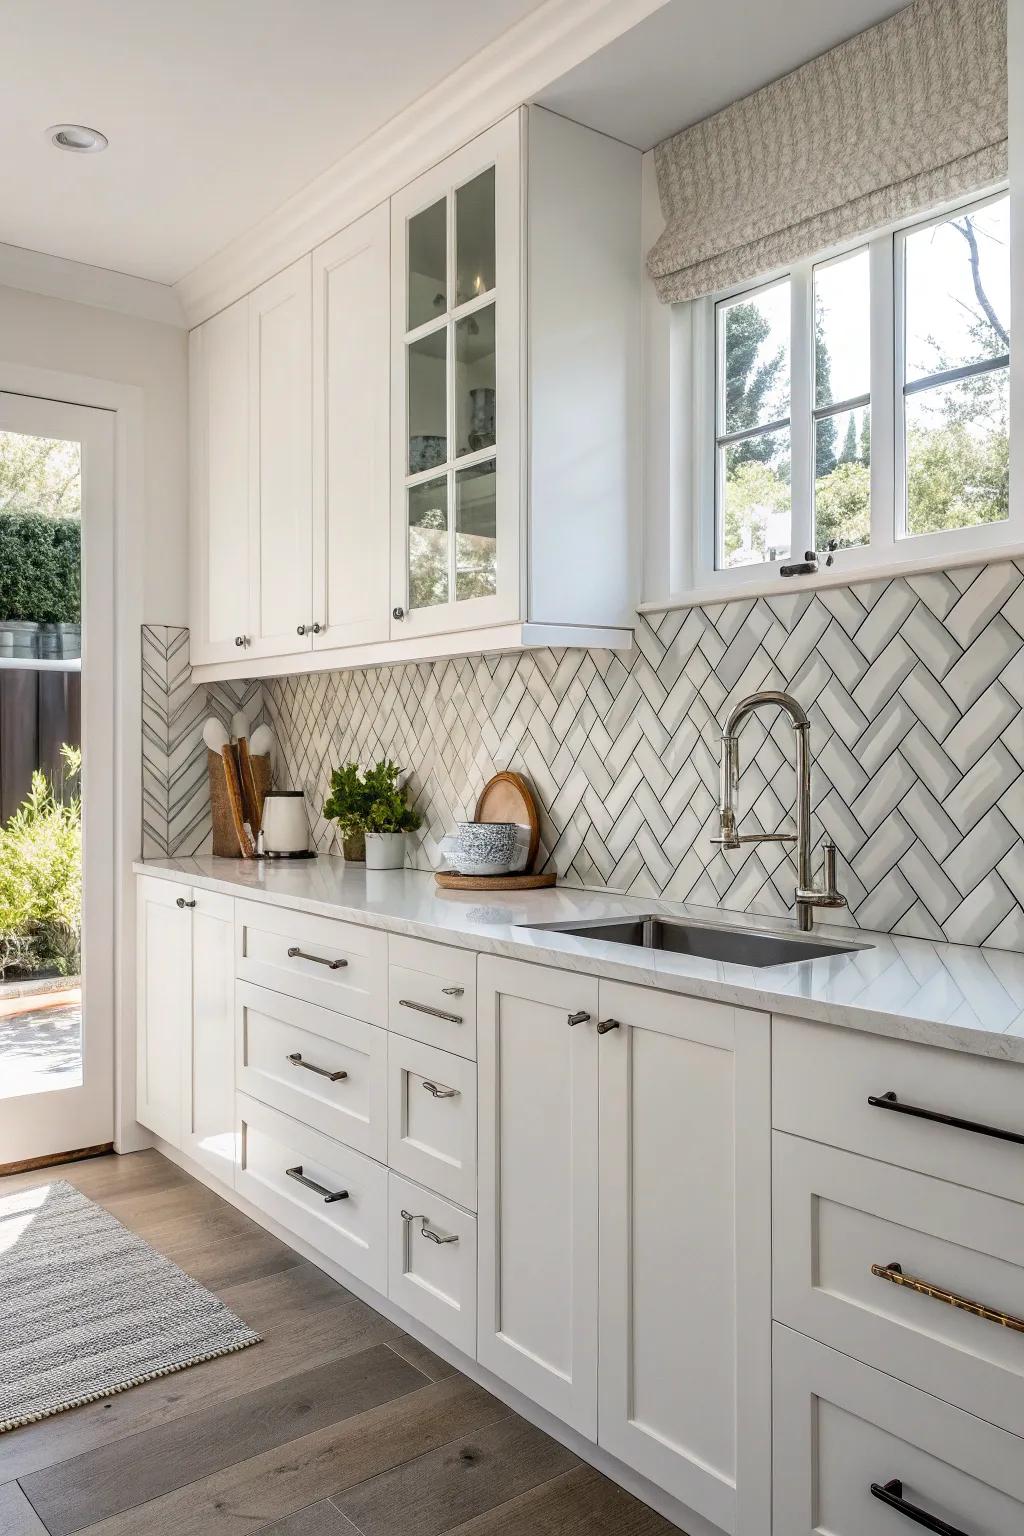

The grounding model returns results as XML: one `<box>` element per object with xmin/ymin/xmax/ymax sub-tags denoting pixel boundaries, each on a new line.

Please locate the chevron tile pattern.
<box><xmin>141</xmin><ymin>625</ymin><xmax>263</xmax><ymax>857</ymax></box>
<box><xmin>261</xmin><ymin>559</ymin><xmax>1024</xmax><ymax>952</ymax></box>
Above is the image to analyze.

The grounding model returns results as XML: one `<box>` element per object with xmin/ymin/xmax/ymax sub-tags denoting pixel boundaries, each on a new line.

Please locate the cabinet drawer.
<box><xmin>387</xmin><ymin>1035</ymin><xmax>476</xmax><ymax>1209</ymax></box>
<box><xmin>236</xmin><ymin>900</ymin><xmax>386</xmax><ymax>1021</ymax></box>
<box><xmin>236</xmin><ymin>981</ymin><xmax>386</xmax><ymax>1161</ymax></box>
<box><xmin>773</xmin><ymin>1017</ymin><xmax>1024</xmax><ymax>1203</ymax></box>
<box><xmin>236</xmin><ymin>1093</ymin><xmax>387</xmax><ymax>1292</ymax></box>
<box><xmin>774</xmin><ymin>1133</ymin><xmax>1024</xmax><ymax>1437</ymax></box>
<box><xmin>388</xmin><ymin>935</ymin><xmax>476</xmax><ymax>1059</ymax></box>
<box><xmin>388</xmin><ymin>1173</ymin><xmax>476</xmax><ymax>1356</ymax></box>
<box><xmin>774</xmin><ymin>1325</ymin><xmax>1024</xmax><ymax>1534</ymax></box>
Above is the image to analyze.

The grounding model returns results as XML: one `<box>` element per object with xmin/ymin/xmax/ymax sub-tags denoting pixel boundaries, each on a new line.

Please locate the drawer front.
<box><xmin>388</xmin><ymin>1172</ymin><xmax>477</xmax><ymax>1356</ymax></box>
<box><xmin>773</xmin><ymin>1016</ymin><xmax>1024</xmax><ymax>1203</ymax></box>
<box><xmin>387</xmin><ymin>1035</ymin><xmax>477</xmax><ymax>1209</ymax></box>
<box><xmin>774</xmin><ymin>1132</ymin><xmax>1024</xmax><ymax>1437</ymax></box>
<box><xmin>236</xmin><ymin>899</ymin><xmax>386</xmax><ymax>1021</ymax></box>
<box><xmin>236</xmin><ymin>981</ymin><xmax>386</xmax><ymax>1161</ymax></box>
<box><xmin>774</xmin><ymin>1325</ymin><xmax>1024</xmax><ymax>1535</ymax></box>
<box><xmin>236</xmin><ymin>1093</ymin><xmax>387</xmax><ymax>1292</ymax></box>
<box><xmin>388</xmin><ymin>935</ymin><xmax>476</xmax><ymax>1059</ymax></box>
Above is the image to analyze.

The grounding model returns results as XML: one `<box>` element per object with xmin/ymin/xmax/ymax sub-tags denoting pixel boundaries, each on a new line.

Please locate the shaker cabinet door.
<box><xmin>248</xmin><ymin>255</ymin><xmax>314</xmax><ymax>659</ymax></box>
<box><xmin>476</xmin><ymin>956</ymin><xmax>599</xmax><ymax>1437</ymax></box>
<box><xmin>189</xmin><ymin>297</ymin><xmax>251</xmax><ymax>666</ymax></box>
<box><xmin>312</xmin><ymin>204</ymin><xmax>390</xmax><ymax>651</ymax></box>
<box><xmin>136</xmin><ymin>876</ymin><xmax>191</xmax><ymax>1145</ymax></box>
<box><xmin>183</xmin><ymin>890</ymin><xmax>236</xmax><ymax>1186</ymax></box>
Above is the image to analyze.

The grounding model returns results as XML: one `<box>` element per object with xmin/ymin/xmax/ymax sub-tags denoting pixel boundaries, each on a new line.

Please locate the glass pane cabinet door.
<box><xmin>392</xmin><ymin>116</ymin><xmax>519</xmax><ymax>637</ymax></box>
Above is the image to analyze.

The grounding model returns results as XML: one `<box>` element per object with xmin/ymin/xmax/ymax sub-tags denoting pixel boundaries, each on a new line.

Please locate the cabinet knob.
<box><xmin>311</xmin><ymin>622</ymin><xmax>323</xmax><ymax>635</ymax></box>
<box><xmin>392</xmin><ymin>606</ymin><xmax>405</xmax><ymax>621</ymax></box>
<box><xmin>567</xmin><ymin>1011</ymin><xmax>590</xmax><ymax>1027</ymax></box>
<box><xmin>596</xmin><ymin>1018</ymin><xmax>620</xmax><ymax>1035</ymax></box>
<box><xmin>296</xmin><ymin>624</ymin><xmax>306</xmax><ymax>636</ymax></box>
<box><xmin>298</xmin><ymin>622</ymin><xmax>323</xmax><ymax>637</ymax></box>
<box><xmin>175</xmin><ymin>897</ymin><xmax>197</xmax><ymax>909</ymax></box>
<box><xmin>234</xmin><ymin>635</ymin><xmax>246</xmax><ymax>647</ymax></box>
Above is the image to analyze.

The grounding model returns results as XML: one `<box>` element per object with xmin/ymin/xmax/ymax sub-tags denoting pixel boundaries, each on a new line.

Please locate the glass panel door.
<box><xmin>402</xmin><ymin>166</ymin><xmax>499</xmax><ymax>618</ymax></box>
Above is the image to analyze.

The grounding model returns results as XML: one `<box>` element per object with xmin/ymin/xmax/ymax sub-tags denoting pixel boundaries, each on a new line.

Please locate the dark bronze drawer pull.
<box><xmin>868</xmin><ymin>1090</ymin><xmax>1024</xmax><ymax>1147</ymax></box>
<box><xmin>871</xmin><ymin>1261</ymin><xmax>1024</xmax><ymax>1334</ymax></box>
<box><xmin>398</xmin><ymin>998</ymin><xmax>462</xmax><ymax>1024</ymax></box>
<box><xmin>401</xmin><ymin>1209</ymin><xmax>458</xmax><ymax>1244</ymax></box>
<box><xmin>285</xmin><ymin>1165</ymin><xmax>349</xmax><ymax>1203</ymax></box>
<box><xmin>870</xmin><ymin>1477</ymin><xmax>971</xmax><ymax>1534</ymax></box>
<box><xmin>287</xmin><ymin>1051</ymin><xmax>348</xmax><ymax>1084</ymax></box>
<box><xmin>287</xmin><ymin>946</ymin><xmax>348</xmax><ymax>970</ymax></box>
<box><xmin>567</xmin><ymin>1011</ymin><xmax>590</xmax><ymax>1027</ymax></box>
<box><xmin>597</xmin><ymin>1018</ymin><xmax>620</xmax><ymax>1034</ymax></box>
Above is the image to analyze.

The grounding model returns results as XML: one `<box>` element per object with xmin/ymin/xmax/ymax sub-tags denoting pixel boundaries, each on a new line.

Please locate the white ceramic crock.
<box><xmin>364</xmin><ymin>831</ymin><xmax>406</xmax><ymax>870</ymax></box>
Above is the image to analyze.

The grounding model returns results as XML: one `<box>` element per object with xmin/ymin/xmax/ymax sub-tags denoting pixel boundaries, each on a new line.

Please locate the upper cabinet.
<box><xmin>188</xmin><ymin>107</ymin><xmax>640</xmax><ymax>680</ymax></box>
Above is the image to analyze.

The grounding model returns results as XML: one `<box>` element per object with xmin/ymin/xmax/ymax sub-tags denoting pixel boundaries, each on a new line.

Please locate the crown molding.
<box><xmin>0</xmin><ymin>241</ymin><xmax>185</xmax><ymax>327</ymax></box>
<box><xmin>175</xmin><ymin>0</ymin><xmax>669</xmax><ymax>328</ymax></box>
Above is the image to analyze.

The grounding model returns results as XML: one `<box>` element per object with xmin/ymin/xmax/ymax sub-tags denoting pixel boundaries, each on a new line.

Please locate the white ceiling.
<box><xmin>537</xmin><ymin>0</ymin><xmax>911</xmax><ymax>150</ymax></box>
<box><xmin>1</xmin><ymin>0</ymin><xmax>548</xmax><ymax>286</ymax></box>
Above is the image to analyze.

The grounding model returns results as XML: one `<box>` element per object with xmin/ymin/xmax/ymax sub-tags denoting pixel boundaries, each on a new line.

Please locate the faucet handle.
<box><xmin>798</xmin><ymin>840</ymin><xmax>847</xmax><ymax>909</ymax></box>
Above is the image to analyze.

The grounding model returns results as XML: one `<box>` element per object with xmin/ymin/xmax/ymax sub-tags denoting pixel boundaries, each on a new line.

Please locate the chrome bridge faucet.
<box><xmin>712</xmin><ymin>690</ymin><xmax>846</xmax><ymax>932</ymax></box>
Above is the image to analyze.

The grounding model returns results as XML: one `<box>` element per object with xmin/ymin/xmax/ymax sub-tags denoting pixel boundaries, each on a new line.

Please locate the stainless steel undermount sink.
<box><xmin>522</xmin><ymin>914</ymin><xmax>869</xmax><ymax>967</ymax></box>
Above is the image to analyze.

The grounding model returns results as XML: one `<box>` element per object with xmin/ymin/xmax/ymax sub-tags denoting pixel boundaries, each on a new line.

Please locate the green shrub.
<box><xmin>0</xmin><ymin>513</ymin><xmax>81</xmax><ymax>623</ymax></box>
<box><xmin>0</xmin><ymin>745</ymin><xmax>82</xmax><ymax>975</ymax></box>
<box><xmin>323</xmin><ymin>759</ymin><xmax>422</xmax><ymax>838</ymax></box>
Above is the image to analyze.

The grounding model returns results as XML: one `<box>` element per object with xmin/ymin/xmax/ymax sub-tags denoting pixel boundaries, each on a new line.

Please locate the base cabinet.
<box><xmin>477</xmin><ymin>957</ymin><xmax>600</xmax><ymax>1437</ymax></box>
<box><xmin>184</xmin><ymin>891</ymin><xmax>236</xmax><ymax>1185</ymax></box>
<box><xmin>136</xmin><ymin>876</ymin><xmax>191</xmax><ymax>1144</ymax></box>
<box><xmin>774</xmin><ymin>1325</ymin><xmax>1024</xmax><ymax>1534</ymax></box>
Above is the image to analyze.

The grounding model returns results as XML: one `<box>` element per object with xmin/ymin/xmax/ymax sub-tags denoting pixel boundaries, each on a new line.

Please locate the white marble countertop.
<box><xmin>133</xmin><ymin>856</ymin><xmax>1024</xmax><ymax>1065</ymax></box>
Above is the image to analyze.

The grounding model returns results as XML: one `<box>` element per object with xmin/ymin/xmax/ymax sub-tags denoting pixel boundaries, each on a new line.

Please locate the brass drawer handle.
<box><xmin>401</xmin><ymin>1209</ymin><xmax>458</xmax><ymax>1245</ymax></box>
<box><xmin>287</xmin><ymin>946</ymin><xmax>348</xmax><ymax>970</ymax></box>
<box><xmin>287</xmin><ymin>1051</ymin><xmax>348</xmax><ymax>1083</ymax></box>
<box><xmin>285</xmin><ymin>1165</ymin><xmax>349</xmax><ymax>1203</ymax></box>
<box><xmin>868</xmin><ymin>1089</ymin><xmax>1024</xmax><ymax>1146</ymax></box>
<box><xmin>398</xmin><ymin>998</ymin><xmax>462</xmax><ymax>1025</ymax></box>
<box><xmin>871</xmin><ymin>1261</ymin><xmax>1024</xmax><ymax>1334</ymax></box>
<box><xmin>422</xmin><ymin>1079</ymin><xmax>459</xmax><ymax>1099</ymax></box>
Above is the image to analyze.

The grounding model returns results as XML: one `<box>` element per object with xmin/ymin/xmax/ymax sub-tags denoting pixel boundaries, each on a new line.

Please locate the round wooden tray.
<box><xmin>435</xmin><ymin>870</ymin><xmax>556</xmax><ymax>892</ymax></box>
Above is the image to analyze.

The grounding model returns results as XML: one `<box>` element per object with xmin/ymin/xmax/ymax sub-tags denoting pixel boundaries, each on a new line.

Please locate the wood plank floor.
<box><xmin>0</xmin><ymin>1151</ymin><xmax>679</xmax><ymax>1535</ymax></box>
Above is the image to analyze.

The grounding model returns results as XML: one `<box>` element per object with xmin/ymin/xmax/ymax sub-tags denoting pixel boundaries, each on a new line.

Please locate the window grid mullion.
<box><xmin>790</xmin><ymin>262</ymin><xmax>813</xmax><ymax>558</ymax></box>
<box><xmin>874</xmin><ymin>230</ymin><xmax>899</xmax><ymax>550</ymax></box>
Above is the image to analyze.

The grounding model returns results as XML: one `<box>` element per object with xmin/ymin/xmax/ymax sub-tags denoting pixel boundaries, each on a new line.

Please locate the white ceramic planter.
<box><xmin>364</xmin><ymin>832</ymin><xmax>406</xmax><ymax>870</ymax></box>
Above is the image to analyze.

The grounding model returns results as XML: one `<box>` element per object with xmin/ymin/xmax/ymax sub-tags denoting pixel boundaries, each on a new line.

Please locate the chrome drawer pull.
<box><xmin>285</xmin><ymin>1165</ymin><xmax>349</xmax><ymax>1203</ymax></box>
<box><xmin>871</xmin><ymin>1261</ymin><xmax>1024</xmax><ymax>1334</ymax></box>
<box><xmin>287</xmin><ymin>1051</ymin><xmax>348</xmax><ymax>1084</ymax></box>
<box><xmin>870</xmin><ymin>1478</ymin><xmax>971</xmax><ymax>1535</ymax></box>
<box><xmin>442</xmin><ymin>985</ymin><xmax>465</xmax><ymax>997</ymax></box>
<box><xmin>287</xmin><ymin>946</ymin><xmax>348</xmax><ymax>970</ymax></box>
<box><xmin>868</xmin><ymin>1089</ymin><xmax>1024</xmax><ymax>1147</ymax></box>
<box><xmin>422</xmin><ymin>1079</ymin><xmax>459</xmax><ymax>1099</ymax></box>
<box><xmin>398</xmin><ymin>998</ymin><xmax>462</xmax><ymax>1025</ymax></box>
<box><xmin>401</xmin><ymin>1209</ymin><xmax>458</xmax><ymax>1245</ymax></box>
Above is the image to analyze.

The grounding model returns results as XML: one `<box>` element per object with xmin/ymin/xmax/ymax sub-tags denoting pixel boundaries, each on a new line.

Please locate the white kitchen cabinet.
<box><xmin>477</xmin><ymin>956</ymin><xmax>600</xmax><ymax>1437</ymax></box>
<box><xmin>188</xmin><ymin>296</ymin><xmax>250</xmax><ymax>667</ymax></box>
<box><xmin>312</xmin><ymin>204</ymin><xmax>391</xmax><ymax>651</ymax></box>
<box><xmin>184</xmin><ymin>890</ymin><xmax>236</xmax><ymax>1185</ymax></box>
<box><xmin>137</xmin><ymin>877</ymin><xmax>235</xmax><ymax>1184</ymax></box>
<box><xmin>136</xmin><ymin>876</ymin><xmax>191</xmax><ymax>1145</ymax></box>
<box><xmin>247</xmin><ymin>255</ymin><xmax>313</xmax><ymax>660</ymax></box>
<box><xmin>597</xmin><ymin>981</ymin><xmax>770</xmax><ymax>1536</ymax></box>
<box><xmin>389</xmin><ymin>106</ymin><xmax>639</xmax><ymax>650</ymax></box>
<box><xmin>774</xmin><ymin>1325</ymin><xmax>1024</xmax><ymax>1534</ymax></box>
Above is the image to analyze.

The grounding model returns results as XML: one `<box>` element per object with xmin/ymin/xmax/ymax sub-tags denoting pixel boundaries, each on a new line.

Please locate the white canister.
<box><xmin>365</xmin><ymin>831</ymin><xmax>406</xmax><ymax>870</ymax></box>
<box><xmin>260</xmin><ymin>791</ymin><xmax>310</xmax><ymax>854</ymax></box>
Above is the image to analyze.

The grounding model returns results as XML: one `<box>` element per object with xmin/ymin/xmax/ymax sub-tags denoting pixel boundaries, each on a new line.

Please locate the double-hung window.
<box><xmin>696</xmin><ymin>189</ymin><xmax>1012</xmax><ymax>590</ymax></box>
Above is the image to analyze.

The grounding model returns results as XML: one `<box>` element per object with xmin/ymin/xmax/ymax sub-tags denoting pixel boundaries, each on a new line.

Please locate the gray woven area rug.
<box><xmin>0</xmin><ymin>1178</ymin><xmax>261</xmax><ymax>1432</ymax></box>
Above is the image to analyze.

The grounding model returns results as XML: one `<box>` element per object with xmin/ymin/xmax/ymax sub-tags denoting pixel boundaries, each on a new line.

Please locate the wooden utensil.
<box><xmin>220</xmin><ymin>745</ymin><xmax>254</xmax><ymax>857</ymax></box>
<box><xmin>236</xmin><ymin>736</ymin><xmax>264</xmax><ymax>834</ymax></box>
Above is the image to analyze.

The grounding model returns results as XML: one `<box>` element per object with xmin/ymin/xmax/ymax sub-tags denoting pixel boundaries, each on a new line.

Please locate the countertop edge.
<box><xmin>132</xmin><ymin>859</ymin><xmax>1024</xmax><ymax>1067</ymax></box>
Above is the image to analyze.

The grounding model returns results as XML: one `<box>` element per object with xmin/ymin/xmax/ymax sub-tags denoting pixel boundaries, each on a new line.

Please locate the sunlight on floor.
<box><xmin>0</xmin><ymin>990</ymin><xmax>82</xmax><ymax>1099</ymax></box>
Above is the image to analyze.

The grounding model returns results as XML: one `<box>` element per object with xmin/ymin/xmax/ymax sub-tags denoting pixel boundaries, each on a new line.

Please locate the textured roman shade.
<box><xmin>647</xmin><ymin>0</ymin><xmax>1007</xmax><ymax>304</ymax></box>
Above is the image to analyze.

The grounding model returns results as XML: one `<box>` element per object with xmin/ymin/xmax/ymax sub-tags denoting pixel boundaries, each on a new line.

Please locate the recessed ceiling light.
<box><xmin>48</xmin><ymin>123</ymin><xmax>108</xmax><ymax>153</ymax></box>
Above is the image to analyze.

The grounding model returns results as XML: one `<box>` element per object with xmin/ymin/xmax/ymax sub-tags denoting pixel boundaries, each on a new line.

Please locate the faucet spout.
<box><xmin>713</xmin><ymin>690</ymin><xmax>845</xmax><ymax>931</ymax></box>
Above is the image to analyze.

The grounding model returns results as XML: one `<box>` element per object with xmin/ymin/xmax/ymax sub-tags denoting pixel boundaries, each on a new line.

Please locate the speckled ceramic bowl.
<box><xmin>452</xmin><ymin>820</ymin><xmax>518</xmax><ymax>875</ymax></box>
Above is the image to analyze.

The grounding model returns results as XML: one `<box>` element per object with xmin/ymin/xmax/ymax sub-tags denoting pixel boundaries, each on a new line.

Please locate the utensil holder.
<box><xmin>208</xmin><ymin>749</ymin><xmax>271</xmax><ymax>857</ymax></box>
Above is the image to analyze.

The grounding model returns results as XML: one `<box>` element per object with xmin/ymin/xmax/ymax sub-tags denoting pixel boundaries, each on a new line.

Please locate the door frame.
<box><xmin>0</xmin><ymin>360</ymin><xmax>145</xmax><ymax>1159</ymax></box>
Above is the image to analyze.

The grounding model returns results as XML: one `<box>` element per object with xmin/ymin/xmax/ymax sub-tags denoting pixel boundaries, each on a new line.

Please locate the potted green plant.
<box><xmin>323</xmin><ymin>760</ymin><xmax>421</xmax><ymax>869</ymax></box>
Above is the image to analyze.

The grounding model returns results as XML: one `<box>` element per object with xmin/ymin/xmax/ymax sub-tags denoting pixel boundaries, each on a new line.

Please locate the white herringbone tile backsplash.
<box><xmin>143</xmin><ymin>556</ymin><xmax>1024</xmax><ymax>951</ymax></box>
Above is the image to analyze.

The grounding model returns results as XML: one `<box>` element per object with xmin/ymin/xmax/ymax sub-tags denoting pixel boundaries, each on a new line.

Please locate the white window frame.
<box><xmin>688</xmin><ymin>186</ymin><xmax>1015</xmax><ymax>599</ymax></box>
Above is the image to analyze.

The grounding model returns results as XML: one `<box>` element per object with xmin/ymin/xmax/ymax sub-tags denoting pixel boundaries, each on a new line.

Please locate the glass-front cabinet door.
<box><xmin>390</xmin><ymin>114</ymin><xmax>521</xmax><ymax>639</ymax></box>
